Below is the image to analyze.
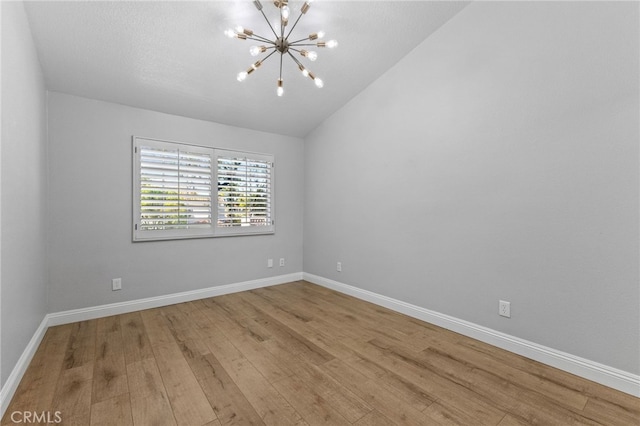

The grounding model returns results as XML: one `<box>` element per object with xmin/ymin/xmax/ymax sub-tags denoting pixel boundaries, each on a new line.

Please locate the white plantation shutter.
<box><xmin>216</xmin><ymin>150</ymin><xmax>274</xmax><ymax>235</ymax></box>
<box><xmin>133</xmin><ymin>137</ymin><xmax>274</xmax><ymax>241</ymax></box>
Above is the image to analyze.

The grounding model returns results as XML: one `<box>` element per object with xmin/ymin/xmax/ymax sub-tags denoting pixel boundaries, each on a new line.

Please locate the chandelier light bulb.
<box><xmin>235</xmin><ymin>26</ymin><xmax>253</xmax><ymax>36</ymax></box>
<box><xmin>277</xmin><ymin>79</ymin><xmax>284</xmax><ymax>97</ymax></box>
<box><xmin>308</xmin><ymin>30</ymin><xmax>324</xmax><ymax>40</ymax></box>
<box><xmin>326</xmin><ymin>40</ymin><xmax>338</xmax><ymax>49</ymax></box>
<box><xmin>300</xmin><ymin>50</ymin><xmax>317</xmax><ymax>61</ymax></box>
<box><xmin>250</xmin><ymin>46</ymin><xmax>266</xmax><ymax>56</ymax></box>
<box><xmin>227</xmin><ymin>29</ymin><xmax>247</xmax><ymax>40</ymax></box>
<box><xmin>281</xmin><ymin>5</ymin><xmax>290</xmax><ymax>20</ymax></box>
<box><xmin>237</xmin><ymin>71</ymin><xmax>248</xmax><ymax>82</ymax></box>
<box><xmin>308</xmin><ymin>71</ymin><xmax>324</xmax><ymax>88</ymax></box>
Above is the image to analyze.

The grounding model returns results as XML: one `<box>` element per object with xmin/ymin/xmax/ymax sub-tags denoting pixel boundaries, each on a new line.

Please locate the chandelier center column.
<box><xmin>275</xmin><ymin>37</ymin><xmax>289</xmax><ymax>54</ymax></box>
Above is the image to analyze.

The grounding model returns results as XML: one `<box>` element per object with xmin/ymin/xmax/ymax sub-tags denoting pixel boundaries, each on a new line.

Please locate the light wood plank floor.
<box><xmin>2</xmin><ymin>281</ymin><xmax>638</xmax><ymax>425</ymax></box>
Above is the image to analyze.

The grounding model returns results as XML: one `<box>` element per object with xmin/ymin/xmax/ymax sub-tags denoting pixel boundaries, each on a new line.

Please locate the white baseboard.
<box><xmin>303</xmin><ymin>272</ymin><xmax>640</xmax><ymax>398</ymax></box>
<box><xmin>47</xmin><ymin>272</ymin><xmax>303</xmax><ymax>326</ymax></box>
<box><xmin>0</xmin><ymin>317</ymin><xmax>48</xmax><ymax>417</ymax></box>
<box><xmin>0</xmin><ymin>272</ymin><xmax>302</xmax><ymax>418</ymax></box>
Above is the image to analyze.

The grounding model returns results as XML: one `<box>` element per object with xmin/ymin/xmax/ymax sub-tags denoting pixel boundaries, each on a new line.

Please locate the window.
<box><xmin>133</xmin><ymin>137</ymin><xmax>274</xmax><ymax>241</ymax></box>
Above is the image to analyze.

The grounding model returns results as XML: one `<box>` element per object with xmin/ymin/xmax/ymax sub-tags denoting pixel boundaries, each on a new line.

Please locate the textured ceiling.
<box><xmin>24</xmin><ymin>1</ymin><xmax>469</xmax><ymax>137</ymax></box>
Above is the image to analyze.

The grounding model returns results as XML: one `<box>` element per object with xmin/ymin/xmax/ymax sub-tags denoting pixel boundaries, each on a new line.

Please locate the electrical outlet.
<box><xmin>337</xmin><ymin>262</ymin><xmax>342</xmax><ymax>272</ymax></box>
<box><xmin>279</xmin><ymin>258</ymin><xmax>285</xmax><ymax>267</ymax></box>
<box><xmin>267</xmin><ymin>258</ymin><xmax>273</xmax><ymax>268</ymax></box>
<box><xmin>112</xmin><ymin>278</ymin><xmax>122</xmax><ymax>291</ymax></box>
<box><xmin>499</xmin><ymin>300</ymin><xmax>511</xmax><ymax>318</ymax></box>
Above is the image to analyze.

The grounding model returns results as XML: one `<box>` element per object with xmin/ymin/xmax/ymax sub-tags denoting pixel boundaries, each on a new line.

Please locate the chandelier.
<box><xmin>225</xmin><ymin>0</ymin><xmax>338</xmax><ymax>97</ymax></box>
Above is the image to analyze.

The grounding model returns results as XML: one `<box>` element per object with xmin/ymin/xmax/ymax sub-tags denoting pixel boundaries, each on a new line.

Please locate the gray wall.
<box><xmin>47</xmin><ymin>92</ymin><xmax>304</xmax><ymax>313</ymax></box>
<box><xmin>1</xmin><ymin>2</ymin><xmax>49</xmax><ymax>387</ymax></box>
<box><xmin>304</xmin><ymin>1</ymin><xmax>639</xmax><ymax>374</ymax></box>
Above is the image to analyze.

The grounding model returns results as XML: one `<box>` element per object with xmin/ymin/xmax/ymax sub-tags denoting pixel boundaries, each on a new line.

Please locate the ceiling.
<box><xmin>24</xmin><ymin>1</ymin><xmax>470</xmax><ymax>138</ymax></box>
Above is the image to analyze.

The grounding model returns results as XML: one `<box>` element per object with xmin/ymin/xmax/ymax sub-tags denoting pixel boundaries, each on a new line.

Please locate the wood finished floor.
<box><xmin>2</xmin><ymin>281</ymin><xmax>638</xmax><ymax>426</ymax></box>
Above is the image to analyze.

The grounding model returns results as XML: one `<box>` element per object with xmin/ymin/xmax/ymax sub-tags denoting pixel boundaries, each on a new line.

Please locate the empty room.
<box><xmin>1</xmin><ymin>0</ymin><xmax>638</xmax><ymax>425</ymax></box>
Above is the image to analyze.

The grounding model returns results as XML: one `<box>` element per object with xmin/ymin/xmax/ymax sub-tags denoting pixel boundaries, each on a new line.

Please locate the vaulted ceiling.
<box><xmin>24</xmin><ymin>1</ymin><xmax>469</xmax><ymax>137</ymax></box>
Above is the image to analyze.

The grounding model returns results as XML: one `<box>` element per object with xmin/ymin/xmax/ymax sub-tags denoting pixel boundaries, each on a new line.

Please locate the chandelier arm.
<box><xmin>260</xmin><ymin>9</ymin><xmax>279</xmax><ymax>39</ymax></box>
<box><xmin>262</xmin><ymin>49</ymin><xmax>278</xmax><ymax>62</ymax></box>
<box><xmin>248</xmin><ymin>33</ymin><xmax>275</xmax><ymax>43</ymax></box>
<box><xmin>279</xmin><ymin>52</ymin><xmax>284</xmax><ymax>80</ymax></box>
<box><xmin>285</xmin><ymin>11</ymin><xmax>305</xmax><ymax>39</ymax></box>
<box><xmin>248</xmin><ymin>49</ymin><xmax>277</xmax><ymax>70</ymax></box>
<box><xmin>287</xmin><ymin>51</ymin><xmax>305</xmax><ymax>68</ymax></box>
<box><xmin>289</xmin><ymin>43</ymin><xmax>318</xmax><ymax>47</ymax></box>
<box><xmin>246</xmin><ymin>35</ymin><xmax>276</xmax><ymax>44</ymax></box>
<box><xmin>288</xmin><ymin>37</ymin><xmax>311</xmax><ymax>44</ymax></box>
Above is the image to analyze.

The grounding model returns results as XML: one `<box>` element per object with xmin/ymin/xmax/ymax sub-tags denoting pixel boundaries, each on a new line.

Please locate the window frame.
<box><xmin>132</xmin><ymin>136</ymin><xmax>275</xmax><ymax>242</ymax></box>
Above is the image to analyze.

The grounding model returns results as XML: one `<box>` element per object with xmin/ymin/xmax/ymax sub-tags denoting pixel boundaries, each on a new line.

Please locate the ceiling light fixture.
<box><xmin>225</xmin><ymin>0</ymin><xmax>338</xmax><ymax>97</ymax></box>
